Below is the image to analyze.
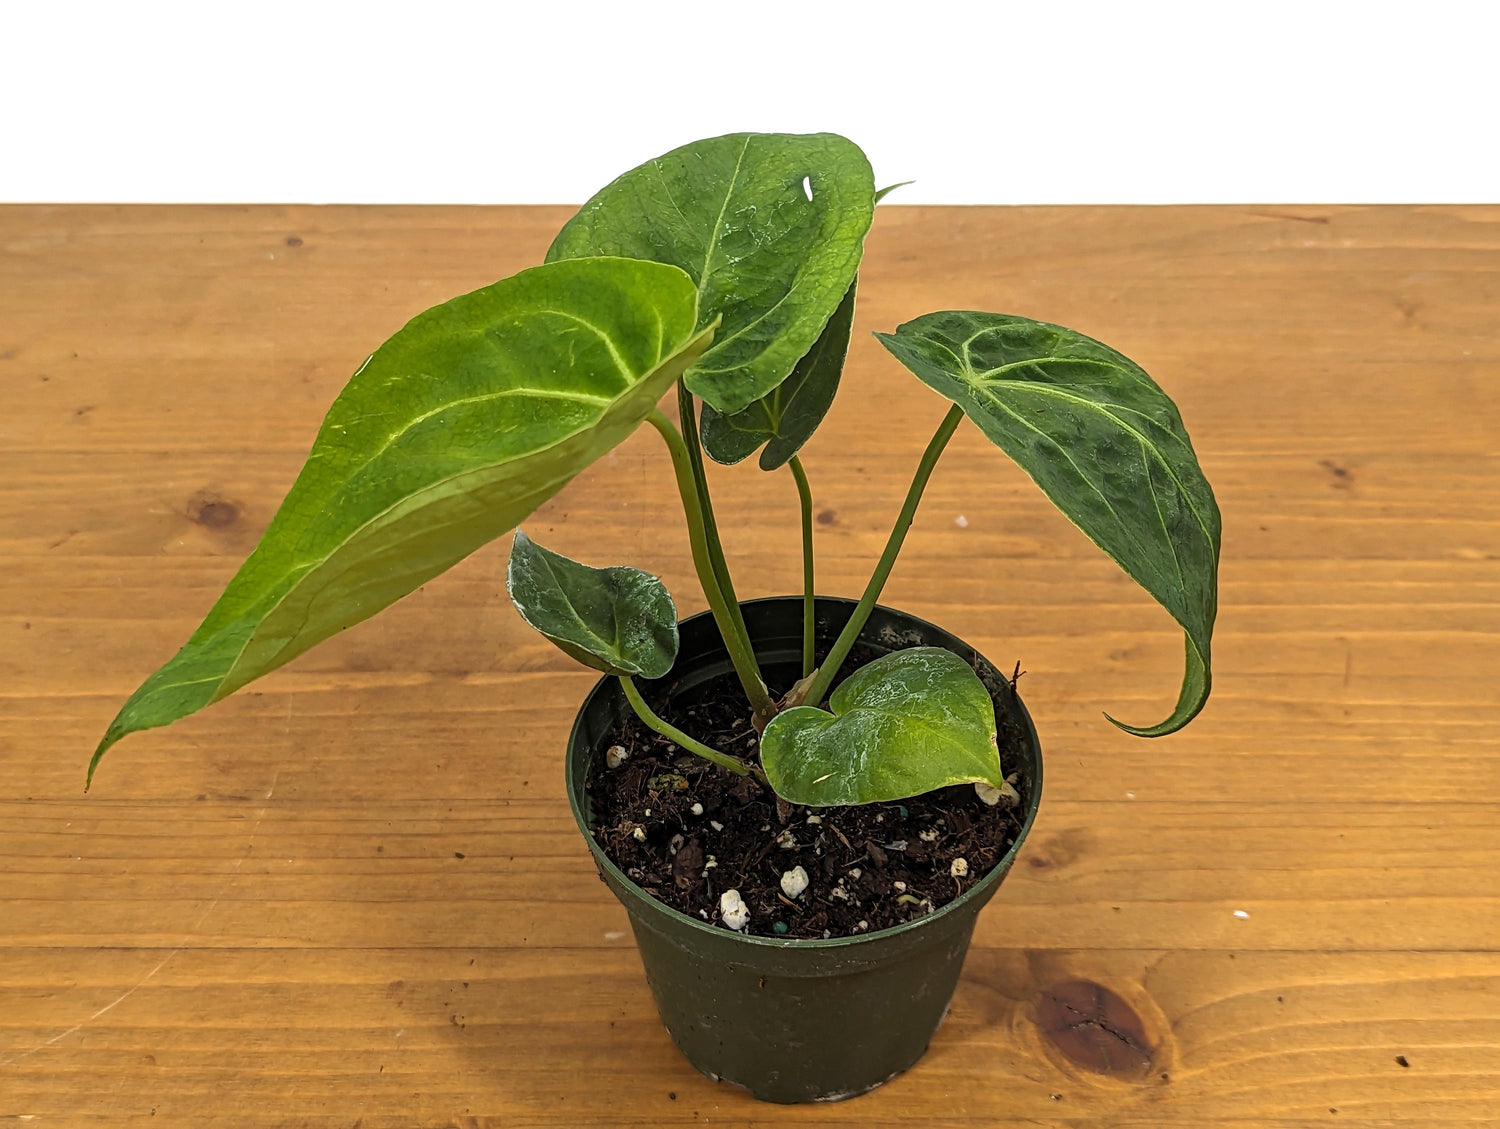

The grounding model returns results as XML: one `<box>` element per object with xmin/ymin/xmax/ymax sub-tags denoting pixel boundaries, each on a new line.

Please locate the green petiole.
<box><xmin>788</xmin><ymin>455</ymin><xmax>816</xmax><ymax>680</ymax></box>
<box><xmin>799</xmin><ymin>404</ymin><xmax>964</xmax><ymax>707</ymax></box>
<box><xmin>647</xmin><ymin>407</ymin><xmax>776</xmax><ymax>725</ymax></box>
<box><xmin>619</xmin><ymin>676</ymin><xmax>764</xmax><ymax>781</ymax></box>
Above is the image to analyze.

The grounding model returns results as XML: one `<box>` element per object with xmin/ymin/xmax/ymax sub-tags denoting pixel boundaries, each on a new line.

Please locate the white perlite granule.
<box><xmin>780</xmin><ymin>866</ymin><xmax>810</xmax><ymax>899</ymax></box>
<box><xmin>719</xmin><ymin>889</ymin><xmax>750</xmax><ymax>931</ymax></box>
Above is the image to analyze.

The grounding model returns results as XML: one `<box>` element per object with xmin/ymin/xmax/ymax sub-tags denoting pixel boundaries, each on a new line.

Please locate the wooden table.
<box><xmin>2</xmin><ymin>204</ymin><xmax>1497</xmax><ymax>1127</ymax></box>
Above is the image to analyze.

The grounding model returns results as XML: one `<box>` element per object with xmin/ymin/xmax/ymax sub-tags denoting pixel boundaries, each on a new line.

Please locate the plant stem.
<box><xmin>800</xmin><ymin>404</ymin><xmax>965</xmax><ymax>707</ymax></box>
<box><xmin>788</xmin><ymin>455</ymin><xmax>816</xmax><ymax>679</ymax></box>
<box><xmin>618</xmin><ymin>676</ymin><xmax>758</xmax><ymax>778</ymax></box>
<box><xmin>647</xmin><ymin>408</ymin><xmax>776</xmax><ymax>723</ymax></box>
<box><xmin>676</xmin><ymin>383</ymin><xmax>756</xmax><ymax>658</ymax></box>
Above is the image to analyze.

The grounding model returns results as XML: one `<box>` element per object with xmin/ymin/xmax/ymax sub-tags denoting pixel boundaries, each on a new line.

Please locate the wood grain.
<box><xmin>2</xmin><ymin>203</ymin><xmax>1497</xmax><ymax>1126</ymax></box>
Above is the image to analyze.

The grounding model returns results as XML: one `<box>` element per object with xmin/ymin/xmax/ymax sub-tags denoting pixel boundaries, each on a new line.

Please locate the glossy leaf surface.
<box><xmin>700</xmin><ymin>279</ymin><xmax>856</xmax><ymax>469</ymax></box>
<box><xmin>507</xmin><ymin>530</ymin><xmax>678</xmax><ymax>678</ymax></box>
<box><xmin>760</xmin><ymin>647</ymin><xmax>1001</xmax><ymax>806</ymax></box>
<box><xmin>547</xmin><ymin>131</ymin><xmax>874</xmax><ymax>414</ymax></box>
<box><xmin>90</xmin><ymin>257</ymin><xmax>710</xmax><ymax>783</ymax></box>
<box><xmin>877</xmin><ymin>312</ymin><xmax>1220</xmax><ymax>735</ymax></box>
<box><xmin>699</xmin><ymin>179</ymin><xmax>901</xmax><ymax>468</ymax></box>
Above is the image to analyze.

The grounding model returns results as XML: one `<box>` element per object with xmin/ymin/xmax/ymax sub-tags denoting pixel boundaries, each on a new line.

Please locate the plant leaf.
<box><xmin>874</xmin><ymin>180</ymin><xmax>914</xmax><ymax>203</ymax></box>
<box><xmin>507</xmin><ymin>530</ymin><xmax>678</xmax><ymax>678</ymax></box>
<box><xmin>699</xmin><ymin>278</ymin><xmax>857</xmax><ymax>469</ymax></box>
<box><xmin>547</xmin><ymin>131</ymin><xmax>874</xmax><ymax>415</ymax></box>
<box><xmin>760</xmin><ymin>647</ymin><xmax>1001</xmax><ymax>806</ymax></box>
<box><xmin>89</xmin><ymin>257</ymin><xmax>711</xmax><ymax>785</ymax></box>
<box><xmin>697</xmin><ymin>179</ymin><xmax>903</xmax><ymax>468</ymax></box>
<box><xmin>876</xmin><ymin>312</ymin><xmax>1221</xmax><ymax>736</ymax></box>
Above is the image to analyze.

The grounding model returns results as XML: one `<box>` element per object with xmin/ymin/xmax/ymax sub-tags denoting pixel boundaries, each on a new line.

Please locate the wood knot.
<box><xmin>189</xmin><ymin>492</ymin><xmax>240</xmax><ymax>528</ymax></box>
<box><xmin>1036</xmin><ymin>979</ymin><xmax>1155</xmax><ymax>1077</ymax></box>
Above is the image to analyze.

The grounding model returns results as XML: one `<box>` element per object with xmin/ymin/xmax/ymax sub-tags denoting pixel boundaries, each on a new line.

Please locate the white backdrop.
<box><xmin>5</xmin><ymin>0</ymin><xmax>1496</xmax><ymax>204</ymax></box>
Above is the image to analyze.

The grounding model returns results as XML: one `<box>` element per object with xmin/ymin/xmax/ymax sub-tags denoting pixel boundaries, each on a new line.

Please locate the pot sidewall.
<box><xmin>565</xmin><ymin>597</ymin><xmax>1043</xmax><ymax>1103</ymax></box>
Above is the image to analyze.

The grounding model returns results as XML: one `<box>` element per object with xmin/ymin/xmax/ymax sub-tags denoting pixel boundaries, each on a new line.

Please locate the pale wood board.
<box><xmin>2</xmin><ymin>203</ymin><xmax>1497</xmax><ymax>1125</ymax></box>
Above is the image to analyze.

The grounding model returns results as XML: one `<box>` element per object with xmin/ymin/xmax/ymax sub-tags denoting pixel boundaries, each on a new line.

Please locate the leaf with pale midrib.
<box><xmin>547</xmin><ymin>131</ymin><xmax>874</xmax><ymax>415</ymax></box>
<box><xmin>761</xmin><ymin>647</ymin><xmax>1002</xmax><ymax>806</ymax></box>
<box><xmin>507</xmin><ymin>530</ymin><xmax>678</xmax><ymax>678</ymax></box>
<box><xmin>89</xmin><ymin>257</ymin><xmax>710</xmax><ymax>785</ymax></box>
<box><xmin>876</xmin><ymin>312</ymin><xmax>1221</xmax><ymax>736</ymax></box>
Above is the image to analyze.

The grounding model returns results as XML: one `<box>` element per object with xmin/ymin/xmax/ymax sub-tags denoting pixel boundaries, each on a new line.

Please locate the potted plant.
<box><xmin>90</xmin><ymin>132</ymin><xmax>1220</xmax><ymax>1103</ymax></box>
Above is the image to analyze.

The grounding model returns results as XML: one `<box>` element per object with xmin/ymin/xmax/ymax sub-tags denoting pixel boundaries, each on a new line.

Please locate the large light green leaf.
<box><xmin>547</xmin><ymin>131</ymin><xmax>874</xmax><ymax>415</ymax></box>
<box><xmin>89</xmin><ymin>257</ymin><xmax>711</xmax><ymax>785</ymax></box>
<box><xmin>876</xmin><ymin>312</ymin><xmax>1221</xmax><ymax>736</ymax></box>
<box><xmin>761</xmin><ymin>647</ymin><xmax>1002</xmax><ymax>806</ymax></box>
<box><xmin>507</xmin><ymin>529</ymin><xmax>678</xmax><ymax>678</ymax></box>
<box><xmin>700</xmin><ymin>277</ymin><xmax>856</xmax><ymax>469</ymax></box>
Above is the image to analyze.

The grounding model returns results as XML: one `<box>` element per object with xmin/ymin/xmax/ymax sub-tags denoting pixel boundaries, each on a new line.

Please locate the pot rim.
<box><xmin>565</xmin><ymin>595</ymin><xmax>1044</xmax><ymax>952</ymax></box>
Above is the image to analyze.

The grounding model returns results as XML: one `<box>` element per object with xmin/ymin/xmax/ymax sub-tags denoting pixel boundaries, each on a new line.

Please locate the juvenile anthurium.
<box><xmin>547</xmin><ymin>131</ymin><xmax>875</xmax><ymax>415</ymax></box>
<box><xmin>506</xmin><ymin>530</ymin><xmax>678</xmax><ymax>678</ymax></box>
<box><xmin>88</xmin><ymin>256</ymin><xmax>711</xmax><ymax>785</ymax></box>
<box><xmin>90</xmin><ymin>129</ymin><xmax>1220</xmax><ymax>862</ymax></box>
<box><xmin>760</xmin><ymin>648</ymin><xmax>1003</xmax><ymax>806</ymax></box>
<box><xmin>876</xmin><ymin>313</ymin><xmax>1221</xmax><ymax>736</ymax></box>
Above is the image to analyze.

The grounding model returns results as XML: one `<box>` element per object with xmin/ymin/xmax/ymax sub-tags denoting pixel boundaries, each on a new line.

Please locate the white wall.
<box><xmin>5</xmin><ymin>0</ymin><xmax>1496</xmax><ymax>204</ymax></box>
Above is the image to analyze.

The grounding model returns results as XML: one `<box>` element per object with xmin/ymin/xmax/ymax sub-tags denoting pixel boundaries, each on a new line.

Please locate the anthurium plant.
<box><xmin>90</xmin><ymin>132</ymin><xmax>1220</xmax><ymax>814</ymax></box>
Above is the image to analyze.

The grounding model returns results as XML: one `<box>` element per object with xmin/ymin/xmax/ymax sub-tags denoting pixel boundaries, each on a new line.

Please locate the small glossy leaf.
<box><xmin>90</xmin><ymin>257</ymin><xmax>711</xmax><ymax>784</ymax></box>
<box><xmin>547</xmin><ymin>131</ymin><xmax>874</xmax><ymax>414</ymax></box>
<box><xmin>760</xmin><ymin>647</ymin><xmax>1001</xmax><ymax>806</ymax></box>
<box><xmin>700</xmin><ymin>278</ymin><xmax>856</xmax><ymax>469</ymax></box>
<box><xmin>877</xmin><ymin>312</ymin><xmax>1221</xmax><ymax>736</ymax></box>
<box><xmin>507</xmin><ymin>530</ymin><xmax>678</xmax><ymax>678</ymax></box>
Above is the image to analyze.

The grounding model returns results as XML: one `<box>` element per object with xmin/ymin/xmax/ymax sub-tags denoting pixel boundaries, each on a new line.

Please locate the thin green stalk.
<box><xmin>788</xmin><ymin>455</ymin><xmax>816</xmax><ymax>679</ymax></box>
<box><xmin>647</xmin><ymin>408</ymin><xmax>776</xmax><ymax>723</ymax></box>
<box><xmin>676</xmin><ymin>383</ymin><xmax>755</xmax><ymax>654</ymax></box>
<box><xmin>619</xmin><ymin>676</ymin><xmax>759</xmax><ymax>778</ymax></box>
<box><xmin>800</xmin><ymin>404</ymin><xmax>965</xmax><ymax>707</ymax></box>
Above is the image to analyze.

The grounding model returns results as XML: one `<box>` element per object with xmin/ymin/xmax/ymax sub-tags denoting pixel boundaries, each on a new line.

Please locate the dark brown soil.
<box><xmin>585</xmin><ymin>645</ymin><xmax>1031</xmax><ymax>939</ymax></box>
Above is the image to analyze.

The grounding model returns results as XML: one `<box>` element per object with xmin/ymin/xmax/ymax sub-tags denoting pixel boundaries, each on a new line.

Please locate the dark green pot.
<box><xmin>566</xmin><ymin>597</ymin><xmax>1043</xmax><ymax>1104</ymax></box>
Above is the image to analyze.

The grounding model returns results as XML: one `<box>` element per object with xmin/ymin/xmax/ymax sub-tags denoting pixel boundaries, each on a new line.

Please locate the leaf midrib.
<box><xmin>697</xmin><ymin>135</ymin><xmax>752</xmax><ymax>294</ymax></box>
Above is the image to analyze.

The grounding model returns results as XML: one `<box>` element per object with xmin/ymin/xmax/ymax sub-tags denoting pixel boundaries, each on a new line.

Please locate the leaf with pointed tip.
<box><xmin>89</xmin><ymin>257</ymin><xmax>711</xmax><ymax>786</ymax></box>
<box><xmin>700</xmin><ymin>278</ymin><xmax>856</xmax><ymax>469</ymax></box>
<box><xmin>876</xmin><ymin>312</ymin><xmax>1220</xmax><ymax>736</ymax></box>
<box><xmin>547</xmin><ymin>131</ymin><xmax>874</xmax><ymax>415</ymax></box>
<box><xmin>698</xmin><ymin>180</ymin><xmax>904</xmax><ymax>468</ymax></box>
<box><xmin>874</xmin><ymin>181</ymin><xmax>914</xmax><ymax>203</ymax></box>
<box><xmin>760</xmin><ymin>647</ymin><xmax>1001</xmax><ymax>806</ymax></box>
<box><xmin>507</xmin><ymin>530</ymin><xmax>678</xmax><ymax>678</ymax></box>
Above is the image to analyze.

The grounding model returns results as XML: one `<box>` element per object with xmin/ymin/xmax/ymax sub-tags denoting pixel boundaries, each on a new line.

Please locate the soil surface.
<box><xmin>586</xmin><ymin>645</ymin><xmax>1032</xmax><ymax>939</ymax></box>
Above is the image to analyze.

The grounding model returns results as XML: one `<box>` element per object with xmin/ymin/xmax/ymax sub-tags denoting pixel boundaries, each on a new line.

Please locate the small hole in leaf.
<box><xmin>802</xmin><ymin>176</ymin><xmax>813</xmax><ymax>202</ymax></box>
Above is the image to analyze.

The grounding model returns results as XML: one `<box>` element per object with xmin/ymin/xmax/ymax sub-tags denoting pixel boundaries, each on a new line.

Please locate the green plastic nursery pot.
<box><xmin>565</xmin><ymin>597</ymin><xmax>1043</xmax><ymax>1104</ymax></box>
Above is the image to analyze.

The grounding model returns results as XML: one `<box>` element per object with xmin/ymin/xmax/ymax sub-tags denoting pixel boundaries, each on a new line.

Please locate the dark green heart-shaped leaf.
<box><xmin>89</xmin><ymin>257</ymin><xmax>711</xmax><ymax>785</ymax></box>
<box><xmin>760</xmin><ymin>647</ymin><xmax>1001</xmax><ymax>806</ymax></box>
<box><xmin>547</xmin><ymin>131</ymin><xmax>874</xmax><ymax>415</ymax></box>
<box><xmin>507</xmin><ymin>529</ymin><xmax>678</xmax><ymax>678</ymax></box>
<box><xmin>698</xmin><ymin>180</ymin><xmax>902</xmax><ymax>469</ymax></box>
<box><xmin>876</xmin><ymin>312</ymin><xmax>1221</xmax><ymax>736</ymax></box>
<box><xmin>700</xmin><ymin>278</ymin><xmax>856</xmax><ymax>469</ymax></box>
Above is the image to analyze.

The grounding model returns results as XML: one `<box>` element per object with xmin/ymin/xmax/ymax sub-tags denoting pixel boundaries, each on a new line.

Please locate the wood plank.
<box><xmin>1</xmin><ymin>203</ymin><xmax>1497</xmax><ymax>1125</ymax></box>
